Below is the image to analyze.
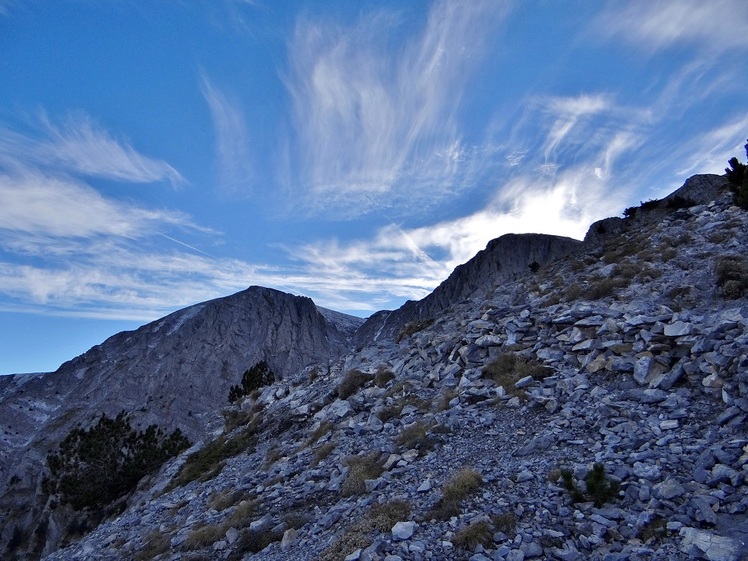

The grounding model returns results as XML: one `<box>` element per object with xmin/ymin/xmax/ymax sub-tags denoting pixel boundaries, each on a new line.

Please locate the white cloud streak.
<box><xmin>0</xmin><ymin>169</ymin><xmax>191</xmax><ymax>240</ymax></box>
<box><xmin>284</xmin><ymin>0</ymin><xmax>510</xmax><ymax>216</ymax></box>
<box><xmin>0</xmin><ymin>113</ymin><xmax>183</xmax><ymax>185</ymax></box>
<box><xmin>542</xmin><ymin>94</ymin><xmax>613</xmax><ymax>161</ymax></box>
<box><xmin>597</xmin><ymin>0</ymin><xmax>748</xmax><ymax>53</ymax></box>
<box><xmin>200</xmin><ymin>74</ymin><xmax>256</xmax><ymax>195</ymax></box>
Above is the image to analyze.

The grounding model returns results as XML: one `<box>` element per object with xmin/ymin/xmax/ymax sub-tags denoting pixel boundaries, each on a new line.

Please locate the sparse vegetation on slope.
<box><xmin>169</xmin><ymin>425</ymin><xmax>256</xmax><ymax>489</ymax></box>
<box><xmin>559</xmin><ymin>463</ymin><xmax>620</xmax><ymax>508</ymax></box>
<box><xmin>44</xmin><ymin>411</ymin><xmax>189</xmax><ymax>511</ymax></box>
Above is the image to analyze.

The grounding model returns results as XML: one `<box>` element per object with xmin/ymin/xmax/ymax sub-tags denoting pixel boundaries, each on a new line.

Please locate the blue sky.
<box><xmin>1</xmin><ymin>0</ymin><xmax>747</xmax><ymax>374</ymax></box>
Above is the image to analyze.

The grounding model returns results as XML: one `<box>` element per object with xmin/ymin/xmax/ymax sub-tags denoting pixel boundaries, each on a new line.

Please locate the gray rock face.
<box><xmin>355</xmin><ymin>233</ymin><xmax>583</xmax><ymax>344</ymax></box>
<box><xmin>0</xmin><ymin>286</ymin><xmax>362</xmax><ymax>558</ymax></box>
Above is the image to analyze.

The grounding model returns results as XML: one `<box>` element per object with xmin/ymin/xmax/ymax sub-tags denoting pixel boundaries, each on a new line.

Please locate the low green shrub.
<box><xmin>169</xmin><ymin>427</ymin><xmax>256</xmax><ymax>489</ymax></box>
<box><xmin>584</xmin><ymin>463</ymin><xmax>621</xmax><ymax>507</ymax></box>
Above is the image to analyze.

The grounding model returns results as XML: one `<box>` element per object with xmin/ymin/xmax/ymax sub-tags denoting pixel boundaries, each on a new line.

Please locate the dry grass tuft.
<box><xmin>428</xmin><ymin>467</ymin><xmax>483</xmax><ymax>520</ymax></box>
<box><xmin>452</xmin><ymin>520</ymin><xmax>494</xmax><ymax>550</ymax></box>
<box><xmin>481</xmin><ymin>352</ymin><xmax>551</xmax><ymax>397</ymax></box>
<box><xmin>135</xmin><ymin>530</ymin><xmax>171</xmax><ymax>561</ymax></box>
<box><xmin>341</xmin><ymin>452</ymin><xmax>385</xmax><ymax>496</ymax></box>
<box><xmin>337</xmin><ymin>370</ymin><xmax>372</xmax><ymax>400</ymax></box>
<box><xmin>395</xmin><ymin>421</ymin><xmax>437</xmax><ymax>455</ymax></box>
<box><xmin>310</xmin><ymin>442</ymin><xmax>336</xmax><ymax>467</ymax></box>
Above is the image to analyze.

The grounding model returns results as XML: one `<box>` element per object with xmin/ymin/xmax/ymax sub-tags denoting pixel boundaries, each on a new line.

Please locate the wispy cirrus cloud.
<box><xmin>542</xmin><ymin>94</ymin><xmax>613</xmax><ymax>161</ymax></box>
<box><xmin>0</xmin><ymin>169</ymin><xmax>192</xmax><ymax>241</ymax></box>
<box><xmin>0</xmin><ymin>112</ymin><xmax>229</xmax><ymax>320</ymax></box>
<box><xmin>673</xmin><ymin>115</ymin><xmax>748</xmax><ymax>179</ymax></box>
<box><xmin>0</xmin><ymin>113</ymin><xmax>183</xmax><ymax>185</ymax></box>
<box><xmin>200</xmin><ymin>74</ymin><xmax>256</xmax><ymax>195</ymax></box>
<box><xmin>597</xmin><ymin>0</ymin><xmax>748</xmax><ymax>53</ymax></box>
<box><xmin>283</xmin><ymin>0</ymin><xmax>511</xmax><ymax>216</ymax></box>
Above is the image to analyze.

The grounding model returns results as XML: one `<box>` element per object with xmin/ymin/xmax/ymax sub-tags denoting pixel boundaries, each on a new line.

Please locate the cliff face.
<box><xmin>355</xmin><ymin>233</ymin><xmax>583</xmax><ymax>345</ymax></box>
<box><xmin>0</xmin><ymin>286</ymin><xmax>362</xmax><ymax>558</ymax></box>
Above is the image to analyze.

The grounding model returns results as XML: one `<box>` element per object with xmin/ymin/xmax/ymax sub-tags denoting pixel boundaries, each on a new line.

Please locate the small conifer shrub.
<box><xmin>560</xmin><ymin>463</ymin><xmax>619</xmax><ymax>507</ymax></box>
<box><xmin>45</xmin><ymin>411</ymin><xmax>189</xmax><ymax>511</ymax></box>
<box><xmin>726</xmin><ymin>139</ymin><xmax>748</xmax><ymax>210</ymax></box>
<box><xmin>228</xmin><ymin>361</ymin><xmax>275</xmax><ymax>403</ymax></box>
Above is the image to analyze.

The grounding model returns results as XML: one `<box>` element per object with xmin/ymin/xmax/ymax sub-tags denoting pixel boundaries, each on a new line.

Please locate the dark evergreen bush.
<box><xmin>666</xmin><ymin>195</ymin><xmax>695</xmax><ymax>209</ymax></box>
<box><xmin>726</xmin><ymin>139</ymin><xmax>748</xmax><ymax>210</ymax></box>
<box><xmin>228</xmin><ymin>361</ymin><xmax>275</xmax><ymax>403</ymax></box>
<box><xmin>560</xmin><ymin>463</ymin><xmax>619</xmax><ymax>507</ymax></box>
<box><xmin>585</xmin><ymin>463</ymin><xmax>621</xmax><ymax>507</ymax></box>
<box><xmin>639</xmin><ymin>198</ymin><xmax>660</xmax><ymax>211</ymax></box>
<box><xmin>45</xmin><ymin>411</ymin><xmax>189</xmax><ymax>511</ymax></box>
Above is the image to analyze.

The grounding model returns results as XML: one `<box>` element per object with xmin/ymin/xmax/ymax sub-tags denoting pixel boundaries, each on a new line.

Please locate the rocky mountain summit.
<box><xmin>0</xmin><ymin>287</ymin><xmax>362</xmax><ymax>558</ymax></box>
<box><xmin>3</xmin><ymin>173</ymin><xmax>748</xmax><ymax>561</ymax></box>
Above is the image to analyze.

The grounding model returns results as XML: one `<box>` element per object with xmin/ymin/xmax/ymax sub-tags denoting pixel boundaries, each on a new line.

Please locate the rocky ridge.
<box><xmin>0</xmin><ymin>286</ymin><xmax>362</xmax><ymax>559</ymax></box>
<box><xmin>37</xmin><ymin>175</ymin><xmax>748</xmax><ymax>561</ymax></box>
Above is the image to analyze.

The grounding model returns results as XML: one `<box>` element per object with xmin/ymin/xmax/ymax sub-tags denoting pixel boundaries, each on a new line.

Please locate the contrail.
<box><xmin>157</xmin><ymin>233</ymin><xmax>215</xmax><ymax>258</ymax></box>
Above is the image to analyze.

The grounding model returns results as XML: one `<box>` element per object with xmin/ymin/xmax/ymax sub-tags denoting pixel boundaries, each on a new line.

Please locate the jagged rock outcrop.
<box><xmin>584</xmin><ymin>174</ymin><xmax>728</xmax><ymax>246</ymax></box>
<box><xmin>355</xmin><ymin>233</ymin><xmax>583</xmax><ymax>345</ymax></box>
<box><xmin>0</xmin><ymin>286</ymin><xmax>362</xmax><ymax>559</ymax></box>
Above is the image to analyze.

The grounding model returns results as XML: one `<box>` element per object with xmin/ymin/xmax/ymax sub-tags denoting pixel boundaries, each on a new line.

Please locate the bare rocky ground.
<box><xmin>38</xmin><ymin>177</ymin><xmax>748</xmax><ymax>561</ymax></box>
